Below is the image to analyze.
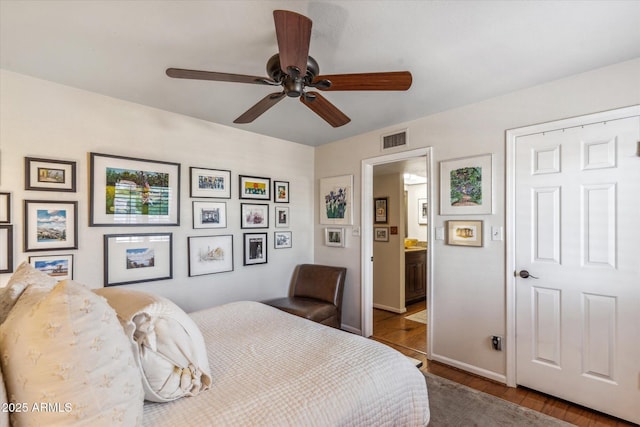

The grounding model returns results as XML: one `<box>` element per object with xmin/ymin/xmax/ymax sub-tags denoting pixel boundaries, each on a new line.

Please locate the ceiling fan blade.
<box><xmin>313</xmin><ymin>71</ymin><xmax>412</xmax><ymax>91</ymax></box>
<box><xmin>273</xmin><ymin>10</ymin><xmax>312</xmax><ymax>77</ymax></box>
<box><xmin>234</xmin><ymin>92</ymin><xmax>286</xmax><ymax>124</ymax></box>
<box><xmin>166</xmin><ymin>68</ymin><xmax>275</xmax><ymax>85</ymax></box>
<box><xmin>300</xmin><ymin>92</ymin><xmax>350</xmax><ymax>128</ymax></box>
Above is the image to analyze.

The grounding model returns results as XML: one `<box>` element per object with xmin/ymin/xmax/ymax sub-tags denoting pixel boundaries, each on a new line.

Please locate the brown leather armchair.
<box><xmin>263</xmin><ymin>264</ymin><xmax>347</xmax><ymax>329</ymax></box>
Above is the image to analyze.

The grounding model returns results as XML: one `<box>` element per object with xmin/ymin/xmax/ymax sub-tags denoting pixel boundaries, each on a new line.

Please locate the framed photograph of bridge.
<box><xmin>90</xmin><ymin>152</ymin><xmax>181</xmax><ymax>226</ymax></box>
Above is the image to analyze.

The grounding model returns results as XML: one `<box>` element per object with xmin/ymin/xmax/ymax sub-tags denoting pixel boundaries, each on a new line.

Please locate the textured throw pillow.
<box><xmin>0</xmin><ymin>261</ymin><xmax>57</xmax><ymax>324</ymax></box>
<box><xmin>94</xmin><ymin>287</ymin><xmax>212</xmax><ymax>402</ymax></box>
<box><xmin>0</xmin><ymin>280</ymin><xmax>144</xmax><ymax>426</ymax></box>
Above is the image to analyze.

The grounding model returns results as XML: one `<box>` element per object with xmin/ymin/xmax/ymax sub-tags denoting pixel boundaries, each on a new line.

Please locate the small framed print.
<box><xmin>243</xmin><ymin>232</ymin><xmax>267</xmax><ymax>266</ymax></box>
<box><xmin>29</xmin><ymin>254</ymin><xmax>74</xmax><ymax>281</ymax></box>
<box><xmin>193</xmin><ymin>201</ymin><xmax>227</xmax><ymax>229</ymax></box>
<box><xmin>374</xmin><ymin>197</ymin><xmax>388</xmax><ymax>224</ymax></box>
<box><xmin>241</xmin><ymin>203</ymin><xmax>269</xmax><ymax>229</ymax></box>
<box><xmin>324</xmin><ymin>227</ymin><xmax>345</xmax><ymax>248</ymax></box>
<box><xmin>374</xmin><ymin>226</ymin><xmax>389</xmax><ymax>242</ymax></box>
<box><xmin>24</xmin><ymin>200</ymin><xmax>78</xmax><ymax>252</ymax></box>
<box><xmin>188</xmin><ymin>235</ymin><xmax>233</xmax><ymax>276</ymax></box>
<box><xmin>104</xmin><ymin>233</ymin><xmax>173</xmax><ymax>286</ymax></box>
<box><xmin>275</xmin><ymin>206</ymin><xmax>289</xmax><ymax>228</ymax></box>
<box><xmin>273</xmin><ymin>180</ymin><xmax>289</xmax><ymax>203</ymax></box>
<box><xmin>446</xmin><ymin>220</ymin><xmax>483</xmax><ymax>247</ymax></box>
<box><xmin>239</xmin><ymin>175</ymin><xmax>270</xmax><ymax>200</ymax></box>
<box><xmin>25</xmin><ymin>157</ymin><xmax>76</xmax><ymax>192</ymax></box>
<box><xmin>274</xmin><ymin>231</ymin><xmax>292</xmax><ymax>249</ymax></box>
<box><xmin>0</xmin><ymin>225</ymin><xmax>13</xmax><ymax>273</ymax></box>
<box><xmin>418</xmin><ymin>198</ymin><xmax>428</xmax><ymax>224</ymax></box>
<box><xmin>190</xmin><ymin>167</ymin><xmax>231</xmax><ymax>199</ymax></box>
<box><xmin>0</xmin><ymin>192</ymin><xmax>10</xmax><ymax>223</ymax></box>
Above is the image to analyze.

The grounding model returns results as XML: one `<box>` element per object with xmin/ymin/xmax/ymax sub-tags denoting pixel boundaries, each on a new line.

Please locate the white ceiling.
<box><xmin>2</xmin><ymin>1</ymin><xmax>639</xmax><ymax>146</ymax></box>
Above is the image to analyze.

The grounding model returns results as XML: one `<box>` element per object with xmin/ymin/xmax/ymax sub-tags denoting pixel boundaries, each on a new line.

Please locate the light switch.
<box><xmin>435</xmin><ymin>227</ymin><xmax>445</xmax><ymax>240</ymax></box>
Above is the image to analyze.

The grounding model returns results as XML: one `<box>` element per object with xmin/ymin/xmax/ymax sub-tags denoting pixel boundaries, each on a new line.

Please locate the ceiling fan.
<box><xmin>166</xmin><ymin>10</ymin><xmax>412</xmax><ymax>128</ymax></box>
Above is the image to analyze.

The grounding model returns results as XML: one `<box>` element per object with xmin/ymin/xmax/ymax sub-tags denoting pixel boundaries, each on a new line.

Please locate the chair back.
<box><xmin>290</xmin><ymin>264</ymin><xmax>346</xmax><ymax>308</ymax></box>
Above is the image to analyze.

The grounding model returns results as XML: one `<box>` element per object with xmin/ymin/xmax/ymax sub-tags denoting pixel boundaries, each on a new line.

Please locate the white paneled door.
<box><xmin>514</xmin><ymin>113</ymin><xmax>640</xmax><ymax>424</ymax></box>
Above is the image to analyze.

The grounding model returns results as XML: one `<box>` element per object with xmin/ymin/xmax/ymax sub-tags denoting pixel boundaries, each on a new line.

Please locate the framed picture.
<box><xmin>0</xmin><ymin>225</ymin><xmax>13</xmax><ymax>273</ymax></box>
<box><xmin>25</xmin><ymin>157</ymin><xmax>76</xmax><ymax>192</ymax></box>
<box><xmin>374</xmin><ymin>226</ymin><xmax>389</xmax><ymax>242</ymax></box>
<box><xmin>275</xmin><ymin>206</ymin><xmax>289</xmax><ymax>228</ymax></box>
<box><xmin>440</xmin><ymin>154</ymin><xmax>493</xmax><ymax>215</ymax></box>
<box><xmin>103</xmin><ymin>233</ymin><xmax>173</xmax><ymax>286</ymax></box>
<box><xmin>320</xmin><ymin>174</ymin><xmax>353</xmax><ymax>225</ymax></box>
<box><xmin>274</xmin><ymin>231</ymin><xmax>292</xmax><ymax>249</ymax></box>
<box><xmin>189</xmin><ymin>167</ymin><xmax>231</xmax><ymax>199</ymax></box>
<box><xmin>29</xmin><ymin>254</ymin><xmax>74</xmax><ymax>281</ymax></box>
<box><xmin>243</xmin><ymin>232</ymin><xmax>267</xmax><ymax>266</ymax></box>
<box><xmin>187</xmin><ymin>235</ymin><xmax>233</xmax><ymax>276</ymax></box>
<box><xmin>374</xmin><ymin>197</ymin><xmax>388</xmax><ymax>224</ymax></box>
<box><xmin>324</xmin><ymin>227</ymin><xmax>345</xmax><ymax>247</ymax></box>
<box><xmin>90</xmin><ymin>152</ymin><xmax>180</xmax><ymax>226</ymax></box>
<box><xmin>0</xmin><ymin>192</ymin><xmax>10</xmax><ymax>223</ymax></box>
<box><xmin>418</xmin><ymin>198</ymin><xmax>428</xmax><ymax>224</ymax></box>
<box><xmin>446</xmin><ymin>220</ymin><xmax>483</xmax><ymax>247</ymax></box>
<box><xmin>273</xmin><ymin>180</ymin><xmax>289</xmax><ymax>203</ymax></box>
<box><xmin>193</xmin><ymin>201</ymin><xmax>227</xmax><ymax>229</ymax></box>
<box><xmin>24</xmin><ymin>200</ymin><xmax>78</xmax><ymax>252</ymax></box>
<box><xmin>241</xmin><ymin>203</ymin><xmax>269</xmax><ymax>228</ymax></box>
<box><xmin>239</xmin><ymin>175</ymin><xmax>270</xmax><ymax>200</ymax></box>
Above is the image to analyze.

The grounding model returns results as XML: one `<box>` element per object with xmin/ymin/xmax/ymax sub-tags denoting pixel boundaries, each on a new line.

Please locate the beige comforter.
<box><xmin>142</xmin><ymin>301</ymin><xmax>430</xmax><ymax>426</ymax></box>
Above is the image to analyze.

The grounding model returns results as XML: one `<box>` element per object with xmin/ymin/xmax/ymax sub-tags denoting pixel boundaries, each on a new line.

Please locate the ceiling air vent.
<box><xmin>381</xmin><ymin>130</ymin><xmax>407</xmax><ymax>151</ymax></box>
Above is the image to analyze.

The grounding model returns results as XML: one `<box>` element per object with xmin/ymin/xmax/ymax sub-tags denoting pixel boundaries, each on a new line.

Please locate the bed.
<box><xmin>142</xmin><ymin>301</ymin><xmax>430</xmax><ymax>426</ymax></box>
<box><xmin>0</xmin><ymin>263</ymin><xmax>429</xmax><ymax>426</ymax></box>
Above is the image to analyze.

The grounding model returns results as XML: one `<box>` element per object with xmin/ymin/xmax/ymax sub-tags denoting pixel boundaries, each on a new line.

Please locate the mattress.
<box><xmin>142</xmin><ymin>301</ymin><xmax>430</xmax><ymax>426</ymax></box>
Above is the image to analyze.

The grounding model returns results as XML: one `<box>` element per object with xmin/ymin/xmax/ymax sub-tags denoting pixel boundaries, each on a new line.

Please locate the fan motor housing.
<box><xmin>266</xmin><ymin>54</ymin><xmax>319</xmax><ymax>85</ymax></box>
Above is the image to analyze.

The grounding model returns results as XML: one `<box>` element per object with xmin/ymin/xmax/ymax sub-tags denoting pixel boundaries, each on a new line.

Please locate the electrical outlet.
<box><xmin>491</xmin><ymin>335</ymin><xmax>502</xmax><ymax>351</ymax></box>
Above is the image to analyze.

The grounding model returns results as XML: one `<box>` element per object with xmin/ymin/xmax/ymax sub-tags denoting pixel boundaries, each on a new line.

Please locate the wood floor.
<box><xmin>371</xmin><ymin>301</ymin><xmax>635</xmax><ymax>427</ymax></box>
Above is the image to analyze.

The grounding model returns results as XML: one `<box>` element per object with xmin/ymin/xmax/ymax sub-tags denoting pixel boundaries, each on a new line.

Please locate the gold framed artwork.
<box><xmin>446</xmin><ymin>220</ymin><xmax>483</xmax><ymax>247</ymax></box>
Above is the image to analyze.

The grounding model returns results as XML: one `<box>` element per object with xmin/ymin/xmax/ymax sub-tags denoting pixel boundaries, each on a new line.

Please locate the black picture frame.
<box><xmin>187</xmin><ymin>234</ymin><xmax>234</xmax><ymax>276</ymax></box>
<box><xmin>0</xmin><ymin>225</ymin><xmax>13</xmax><ymax>273</ymax></box>
<box><xmin>89</xmin><ymin>152</ymin><xmax>181</xmax><ymax>226</ymax></box>
<box><xmin>189</xmin><ymin>167</ymin><xmax>231</xmax><ymax>199</ymax></box>
<box><xmin>29</xmin><ymin>254</ymin><xmax>74</xmax><ymax>281</ymax></box>
<box><xmin>0</xmin><ymin>192</ymin><xmax>10</xmax><ymax>224</ymax></box>
<box><xmin>239</xmin><ymin>175</ymin><xmax>271</xmax><ymax>200</ymax></box>
<box><xmin>243</xmin><ymin>232</ymin><xmax>267</xmax><ymax>266</ymax></box>
<box><xmin>25</xmin><ymin>157</ymin><xmax>77</xmax><ymax>192</ymax></box>
<box><xmin>241</xmin><ymin>203</ymin><xmax>269</xmax><ymax>229</ymax></box>
<box><xmin>103</xmin><ymin>232</ymin><xmax>173</xmax><ymax>286</ymax></box>
<box><xmin>273</xmin><ymin>180</ymin><xmax>289</xmax><ymax>203</ymax></box>
<box><xmin>374</xmin><ymin>197</ymin><xmax>388</xmax><ymax>224</ymax></box>
<box><xmin>23</xmin><ymin>200</ymin><xmax>78</xmax><ymax>252</ymax></box>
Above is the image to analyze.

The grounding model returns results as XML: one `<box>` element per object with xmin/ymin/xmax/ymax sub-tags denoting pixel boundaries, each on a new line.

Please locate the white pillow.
<box><xmin>0</xmin><ymin>261</ymin><xmax>57</xmax><ymax>324</ymax></box>
<box><xmin>94</xmin><ymin>287</ymin><xmax>212</xmax><ymax>402</ymax></box>
<box><xmin>0</xmin><ymin>364</ymin><xmax>8</xmax><ymax>427</ymax></box>
<box><xmin>0</xmin><ymin>280</ymin><xmax>144</xmax><ymax>426</ymax></box>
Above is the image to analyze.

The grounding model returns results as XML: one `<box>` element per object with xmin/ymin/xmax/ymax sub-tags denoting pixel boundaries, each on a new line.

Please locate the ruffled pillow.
<box><xmin>0</xmin><ymin>261</ymin><xmax>57</xmax><ymax>324</ymax></box>
<box><xmin>94</xmin><ymin>287</ymin><xmax>212</xmax><ymax>402</ymax></box>
<box><xmin>0</xmin><ymin>280</ymin><xmax>144</xmax><ymax>426</ymax></box>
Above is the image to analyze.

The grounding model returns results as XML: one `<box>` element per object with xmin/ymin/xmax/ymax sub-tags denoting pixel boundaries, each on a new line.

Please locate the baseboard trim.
<box><xmin>373</xmin><ymin>303</ymin><xmax>407</xmax><ymax>314</ymax></box>
<box><xmin>430</xmin><ymin>353</ymin><xmax>507</xmax><ymax>385</ymax></box>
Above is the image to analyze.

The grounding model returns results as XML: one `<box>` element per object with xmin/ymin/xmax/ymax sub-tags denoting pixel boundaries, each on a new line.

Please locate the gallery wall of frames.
<box><xmin>0</xmin><ymin>153</ymin><xmax>296</xmax><ymax>286</ymax></box>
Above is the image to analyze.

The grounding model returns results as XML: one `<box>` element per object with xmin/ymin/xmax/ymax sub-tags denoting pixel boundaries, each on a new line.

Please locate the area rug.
<box><xmin>424</xmin><ymin>372</ymin><xmax>572</xmax><ymax>426</ymax></box>
<box><xmin>405</xmin><ymin>309</ymin><xmax>427</xmax><ymax>324</ymax></box>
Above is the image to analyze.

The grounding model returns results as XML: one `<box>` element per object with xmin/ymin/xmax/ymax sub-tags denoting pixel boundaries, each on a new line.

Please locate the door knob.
<box><xmin>518</xmin><ymin>270</ymin><xmax>539</xmax><ymax>279</ymax></box>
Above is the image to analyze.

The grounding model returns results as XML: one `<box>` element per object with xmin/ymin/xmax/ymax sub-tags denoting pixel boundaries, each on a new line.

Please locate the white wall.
<box><xmin>314</xmin><ymin>58</ymin><xmax>640</xmax><ymax>378</ymax></box>
<box><xmin>0</xmin><ymin>70</ymin><xmax>315</xmax><ymax>312</ymax></box>
<box><xmin>372</xmin><ymin>173</ymin><xmax>404</xmax><ymax>312</ymax></box>
<box><xmin>406</xmin><ymin>183</ymin><xmax>427</xmax><ymax>242</ymax></box>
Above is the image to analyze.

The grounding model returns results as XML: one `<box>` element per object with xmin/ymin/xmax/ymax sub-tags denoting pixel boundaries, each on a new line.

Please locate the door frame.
<box><xmin>505</xmin><ymin>104</ymin><xmax>639</xmax><ymax>387</ymax></box>
<box><xmin>361</xmin><ymin>147</ymin><xmax>433</xmax><ymax>356</ymax></box>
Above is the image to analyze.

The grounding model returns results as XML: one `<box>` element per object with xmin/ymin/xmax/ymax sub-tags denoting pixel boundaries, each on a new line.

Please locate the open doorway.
<box><xmin>371</xmin><ymin>158</ymin><xmax>427</xmax><ymax>354</ymax></box>
<box><xmin>360</xmin><ymin>147</ymin><xmax>433</xmax><ymax>359</ymax></box>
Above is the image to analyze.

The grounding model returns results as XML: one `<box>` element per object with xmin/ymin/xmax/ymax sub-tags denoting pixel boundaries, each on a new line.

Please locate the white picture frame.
<box><xmin>320</xmin><ymin>174</ymin><xmax>353</xmax><ymax>225</ymax></box>
<box><xmin>274</xmin><ymin>231</ymin><xmax>292</xmax><ymax>249</ymax></box>
<box><xmin>275</xmin><ymin>206</ymin><xmax>289</xmax><ymax>228</ymax></box>
<box><xmin>187</xmin><ymin>235</ymin><xmax>233</xmax><ymax>276</ymax></box>
<box><xmin>324</xmin><ymin>227</ymin><xmax>345</xmax><ymax>247</ymax></box>
<box><xmin>440</xmin><ymin>154</ymin><xmax>493</xmax><ymax>215</ymax></box>
<box><xmin>192</xmin><ymin>201</ymin><xmax>227</xmax><ymax>229</ymax></box>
